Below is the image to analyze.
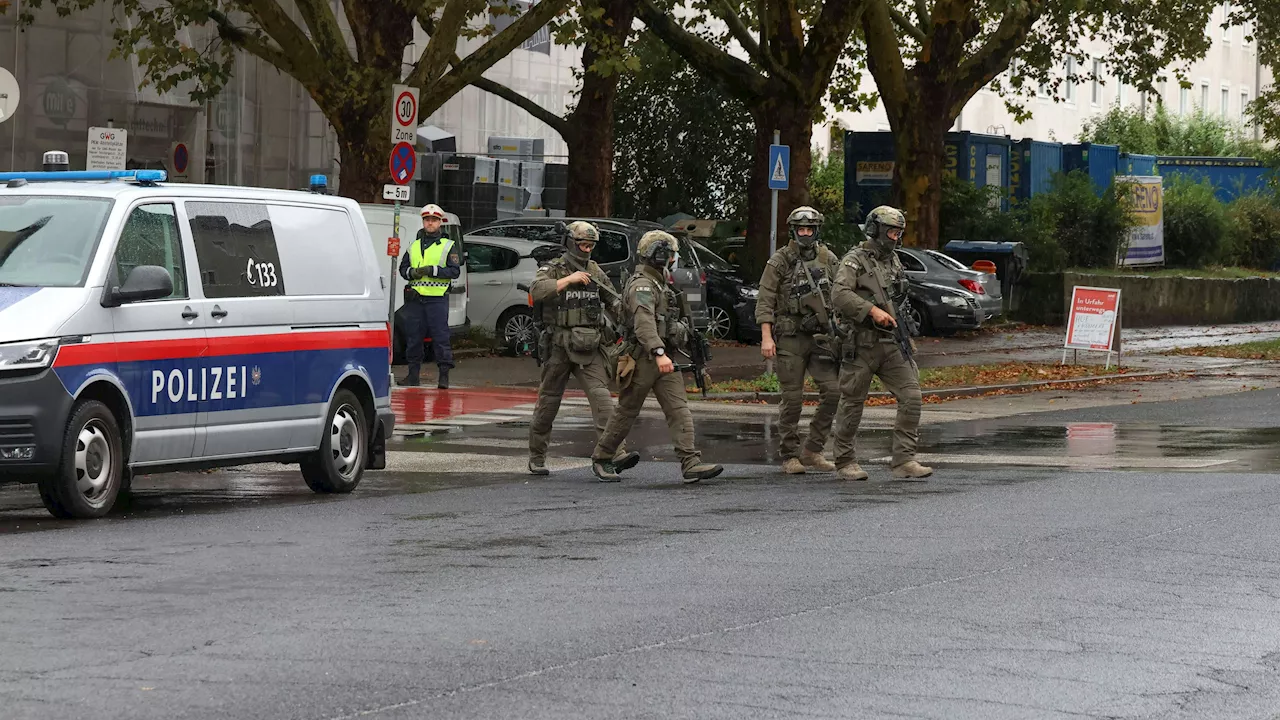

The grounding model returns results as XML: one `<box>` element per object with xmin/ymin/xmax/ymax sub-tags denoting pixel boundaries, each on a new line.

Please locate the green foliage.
<box><xmin>612</xmin><ymin>31</ymin><xmax>753</xmax><ymax>220</ymax></box>
<box><xmin>1161</xmin><ymin>175</ymin><xmax>1228</xmax><ymax>268</ymax></box>
<box><xmin>1077</xmin><ymin>104</ymin><xmax>1265</xmax><ymax>157</ymax></box>
<box><xmin>1225</xmin><ymin>194</ymin><xmax>1280</xmax><ymax>270</ymax></box>
<box><xmin>807</xmin><ymin>152</ymin><xmax>862</xmax><ymax>256</ymax></box>
<box><xmin>938</xmin><ymin>171</ymin><xmax>1136</xmax><ymax>273</ymax></box>
<box><xmin>938</xmin><ymin>174</ymin><xmax>1019</xmax><ymax>244</ymax></box>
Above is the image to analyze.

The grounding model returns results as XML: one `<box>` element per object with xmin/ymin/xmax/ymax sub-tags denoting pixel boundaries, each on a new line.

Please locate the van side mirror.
<box><xmin>104</xmin><ymin>265</ymin><xmax>173</xmax><ymax>307</ymax></box>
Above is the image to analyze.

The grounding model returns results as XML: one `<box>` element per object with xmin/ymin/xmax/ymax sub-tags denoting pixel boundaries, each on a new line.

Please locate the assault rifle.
<box><xmin>798</xmin><ymin>255</ymin><xmax>843</xmax><ymax>366</ymax></box>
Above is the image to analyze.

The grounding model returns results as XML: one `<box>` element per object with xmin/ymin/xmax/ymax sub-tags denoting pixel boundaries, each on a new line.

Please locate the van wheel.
<box><xmin>39</xmin><ymin>400</ymin><xmax>124</xmax><ymax>519</ymax></box>
<box><xmin>301</xmin><ymin>389</ymin><xmax>367</xmax><ymax>494</ymax></box>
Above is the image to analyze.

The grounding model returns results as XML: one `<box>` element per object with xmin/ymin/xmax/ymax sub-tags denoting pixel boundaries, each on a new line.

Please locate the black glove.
<box><xmin>411</xmin><ymin>266</ymin><xmax>433</xmax><ymax>280</ymax></box>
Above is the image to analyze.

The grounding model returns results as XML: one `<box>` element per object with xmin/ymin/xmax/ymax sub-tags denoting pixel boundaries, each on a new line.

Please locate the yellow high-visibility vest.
<box><xmin>409</xmin><ymin>237</ymin><xmax>454</xmax><ymax>297</ymax></box>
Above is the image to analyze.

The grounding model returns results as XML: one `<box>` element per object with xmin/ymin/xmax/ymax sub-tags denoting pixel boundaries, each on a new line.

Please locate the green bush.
<box><xmin>1225</xmin><ymin>194</ymin><xmax>1280</xmax><ymax>270</ymax></box>
<box><xmin>1033</xmin><ymin>171</ymin><xmax>1137</xmax><ymax>270</ymax></box>
<box><xmin>1161</xmin><ymin>175</ymin><xmax>1227</xmax><ymax>268</ymax></box>
<box><xmin>939</xmin><ymin>174</ymin><xmax>1018</xmax><ymax>244</ymax></box>
<box><xmin>808</xmin><ymin>152</ymin><xmax>864</xmax><ymax>256</ymax></box>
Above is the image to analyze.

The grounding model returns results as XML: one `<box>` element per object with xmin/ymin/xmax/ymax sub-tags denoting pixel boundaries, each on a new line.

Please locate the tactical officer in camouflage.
<box><xmin>830</xmin><ymin>206</ymin><xmax>933</xmax><ymax>481</ymax></box>
<box><xmin>756</xmin><ymin>206</ymin><xmax>841</xmax><ymax>474</ymax></box>
<box><xmin>591</xmin><ymin>231</ymin><xmax>723</xmax><ymax>484</ymax></box>
<box><xmin>526</xmin><ymin>221</ymin><xmax>640</xmax><ymax>476</ymax></box>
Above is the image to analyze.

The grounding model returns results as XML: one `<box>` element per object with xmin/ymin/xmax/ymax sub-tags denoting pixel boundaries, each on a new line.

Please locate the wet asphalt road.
<box><xmin>5</xmin><ymin>391</ymin><xmax>1280</xmax><ymax>718</ymax></box>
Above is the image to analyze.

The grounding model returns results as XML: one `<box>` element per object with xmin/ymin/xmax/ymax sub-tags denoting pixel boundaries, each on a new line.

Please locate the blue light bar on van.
<box><xmin>0</xmin><ymin>169</ymin><xmax>168</xmax><ymax>183</ymax></box>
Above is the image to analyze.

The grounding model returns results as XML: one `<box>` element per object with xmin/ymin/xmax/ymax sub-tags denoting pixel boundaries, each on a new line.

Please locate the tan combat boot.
<box><xmin>800</xmin><ymin>450</ymin><xmax>836</xmax><ymax>472</ymax></box>
<box><xmin>892</xmin><ymin>460</ymin><xmax>933</xmax><ymax>479</ymax></box>
<box><xmin>837</xmin><ymin>463</ymin><xmax>869</xmax><ymax>481</ymax></box>
<box><xmin>782</xmin><ymin>457</ymin><xmax>807</xmax><ymax>475</ymax></box>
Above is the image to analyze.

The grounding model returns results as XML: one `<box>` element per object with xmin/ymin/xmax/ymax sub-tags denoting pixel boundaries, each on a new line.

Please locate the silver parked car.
<box><xmin>895</xmin><ymin>247</ymin><xmax>1003</xmax><ymax>335</ymax></box>
<box><xmin>462</xmin><ymin>234</ymin><xmax>562</xmax><ymax>350</ymax></box>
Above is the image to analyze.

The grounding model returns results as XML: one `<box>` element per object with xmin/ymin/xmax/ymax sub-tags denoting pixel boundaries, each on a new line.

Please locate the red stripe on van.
<box><xmin>53</xmin><ymin>329</ymin><xmax>389</xmax><ymax>368</ymax></box>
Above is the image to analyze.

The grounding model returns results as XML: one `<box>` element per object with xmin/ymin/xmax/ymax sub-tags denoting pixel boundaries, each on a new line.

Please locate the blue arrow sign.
<box><xmin>768</xmin><ymin>144</ymin><xmax>790</xmax><ymax>191</ymax></box>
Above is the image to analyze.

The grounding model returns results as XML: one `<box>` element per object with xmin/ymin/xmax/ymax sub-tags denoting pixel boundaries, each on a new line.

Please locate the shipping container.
<box><xmin>1119</xmin><ymin>152</ymin><xmax>1158</xmax><ymax>177</ymax></box>
<box><xmin>1062</xmin><ymin>143</ymin><xmax>1120</xmax><ymax>195</ymax></box>
<box><xmin>843</xmin><ymin>131</ymin><xmax>898</xmax><ymax>224</ymax></box>
<box><xmin>1010</xmin><ymin>139</ymin><xmax>1063</xmax><ymax>202</ymax></box>
<box><xmin>844</xmin><ymin>130</ymin><xmax>1013</xmax><ymax>219</ymax></box>
<box><xmin>1155</xmin><ymin>156</ymin><xmax>1271</xmax><ymax>202</ymax></box>
<box><xmin>945</xmin><ymin>132</ymin><xmax>1012</xmax><ymax>211</ymax></box>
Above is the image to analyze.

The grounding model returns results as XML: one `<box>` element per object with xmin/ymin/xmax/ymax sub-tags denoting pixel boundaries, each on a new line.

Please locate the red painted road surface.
<box><xmin>391</xmin><ymin>387</ymin><xmax>585</xmax><ymax>425</ymax></box>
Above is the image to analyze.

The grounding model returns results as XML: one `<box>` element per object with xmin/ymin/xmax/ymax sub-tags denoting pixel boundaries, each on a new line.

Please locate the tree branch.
<box><xmin>914</xmin><ymin>0</ymin><xmax>932</xmax><ymax>34</ymax></box>
<box><xmin>713</xmin><ymin>0</ymin><xmax>805</xmax><ymax>95</ymax></box>
<box><xmin>208</xmin><ymin>8</ymin><xmax>302</xmax><ymax>77</ymax></box>
<box><xmin>889</xmin><ymin>7</ymin><xmax>926</xmax><ymax>44</ymax></box>
<box><xmin>953</xmin><ymin>1</ymin><xmax>1040</xmax><ymax>113</ymax></box>
<box><xmin>292</xmin><ymin>0</ymin><xmax>351</xmax><ymax>65</ymax></box>
<box><xmin>800</xmin><ymin>0</ymin><xmax>868</xmax><ymax>96</ymax></box>
<box><xmin>860</xmin><ymin>0</ymin><xmax>909</xmax><ymax>128</ymax></box>
<box><xmin>636</xmin><ymin>0</ymin><xmax>770</xmax><ymax>101</ymax></box>
<box><xmin>472</xmin><ymin>75</ymin><xmax>570</xmax><ymax>136</ymax></box>
<box><xmin>423</xmin><ymin>0</ymin><xmax>571</xmax><ymax>114</ymax></box>
<box><xmin>234</xmin><ymin>0</ymin><xmax>326</xmax><ymax>79</ymax></box>
<box><xmin>415</xmin><ymin>0</ymin><xmax>472</xmax><ymax>89</ymax></box>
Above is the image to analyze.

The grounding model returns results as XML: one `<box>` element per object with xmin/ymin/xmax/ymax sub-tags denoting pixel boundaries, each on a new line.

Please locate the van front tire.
<box><xmin>40</xmin><ymin>400</ymin><xmax>124</xmax><ymax>519</ymax></box>
<box><xmin>301</xmin><ymin>389</ymin><xmax>367</xmax><ymax>494</ymax></box>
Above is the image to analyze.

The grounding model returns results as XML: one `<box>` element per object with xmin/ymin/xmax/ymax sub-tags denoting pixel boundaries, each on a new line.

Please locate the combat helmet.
<box><xmin>864</xmin><ymin>205</ymin><xmax>906</xmax><ymax>251</ymax></box>
<box><xmin>787</xmin><ymin>205</ymin><xmax>824</xmax><ymax>259</ymax></box>
<box><xmin>565</xmin><ymin>220</ymin><xmax>599</xmax><ymax>262</ymax></box>
<box><xmin>637</xmin><ymin>230</ymin><xmax>678</xmax><ymax>269</ymax></box>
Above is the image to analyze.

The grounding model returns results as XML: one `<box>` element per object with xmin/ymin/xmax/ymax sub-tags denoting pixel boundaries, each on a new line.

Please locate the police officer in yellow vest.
<box><xmin>398</xmin><ymin>204</ymin><xmax>460</xmax><ymax>388</ymax></box>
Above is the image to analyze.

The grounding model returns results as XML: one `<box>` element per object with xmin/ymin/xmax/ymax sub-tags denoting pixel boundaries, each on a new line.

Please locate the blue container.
<box><xmin>1062</xmin><ymin>142</ymin><xmax>1120</xmax><ymax>195</ymax></box>
<box><xmin>1010</xmin><ymin>139</ymin><xmax>1063</xmax><ymax>202</ymax></box>
<box><xmin>945</xmin><ymin>132</ymin><xmax>1012</xmax><ymax>210</ymax></box>
<box><xmin>1119</xmin><ymin>153</ymin><xmax>1158</xmax><ymax>177</ymax></box>
<box><xmin>1155</xmin><ymin>156</ymin><xmax>1270</xmax><ymax>202</ymax></box>
<box><xmin>844</xmin><ymin>131</ymin><xmax>898</xmax><ymax>223</ymax></box>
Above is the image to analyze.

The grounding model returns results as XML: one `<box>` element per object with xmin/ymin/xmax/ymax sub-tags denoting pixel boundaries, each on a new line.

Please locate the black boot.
<box><xmin>399</xmin><ymin>365</ymin><xmax>421</xmax><ymax>387</ymax></box>
<box><xmin>437</xmin><ymin>368</ymin><xmax>450</xmax><ymax>390</ymax></box>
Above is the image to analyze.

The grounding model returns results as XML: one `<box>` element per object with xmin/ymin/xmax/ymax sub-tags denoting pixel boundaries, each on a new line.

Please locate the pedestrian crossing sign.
<box><xmin>768</xmin><ymin>144</ymin><xmax>790</xmax><ymax>190</ymax></box>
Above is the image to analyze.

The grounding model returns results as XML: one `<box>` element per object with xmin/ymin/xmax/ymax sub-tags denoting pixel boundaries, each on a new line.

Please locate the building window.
<box><xmin>1223</xmin><ymin>2</ymin><xmax>1232</xmax><ymax>42</ymax></box>
<box><xmin>1201</xmin><ymin>82</ymin><xmax>1210</xmax><ymax>110</ymax></box>
<box><xmin>1180</xmin><ymin>87</ymin><xmax>1189</xmax><ymax>115</ymax></box>
<box><xmin>1242</xmin><ymin>90</ymin><xmax>1250</xmax><ymax>121</ymax></box>
<box><xmin>1118</xmin><ymin>82</ymin><xmax>1128</xmax><ymax>107</ymax></box>
<box><xmin>1065</xmin><ymin>57</ymin><xmax>1076</xmax><ymax>102</ymax></box>
<box><xmin>1091</xmin><ymin>60</ymin><xmax>1102</xmax><ymax>105</ymax></box>
<box><xmin>1222</xmin><ymin>87</ymin><xmax>1230</xmax><ymax>116</ymax></box>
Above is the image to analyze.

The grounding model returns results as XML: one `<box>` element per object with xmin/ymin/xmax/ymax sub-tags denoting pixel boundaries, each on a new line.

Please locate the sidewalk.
<box><xmin>398</xmin><ymin>320</ymin><xmax>1280</xmax><ymax>391</ymax></box>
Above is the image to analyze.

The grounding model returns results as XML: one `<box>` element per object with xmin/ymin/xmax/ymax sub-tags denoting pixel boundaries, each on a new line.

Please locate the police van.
<box><xmin>0</xmin><ymin>164</ymin><xmax>394</xmax><ymax>519</ymax></box>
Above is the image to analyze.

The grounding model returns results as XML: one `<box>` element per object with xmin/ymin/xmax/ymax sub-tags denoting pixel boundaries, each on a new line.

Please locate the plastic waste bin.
<box><xmin>942</xmin><ymin>241</ymin><xmax>1030</xmax><ymax>312</ymax></box>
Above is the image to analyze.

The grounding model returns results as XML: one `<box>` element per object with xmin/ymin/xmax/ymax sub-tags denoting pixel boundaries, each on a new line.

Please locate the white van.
<box><xmin>359</xmin><ymin>203</ymin><xmax>468</xmax><ymax>363</ymax></box>
<box><xmin>0</xmin><ymin>169</ymin><xmax>394</xmax><ymax>519</ymax></box>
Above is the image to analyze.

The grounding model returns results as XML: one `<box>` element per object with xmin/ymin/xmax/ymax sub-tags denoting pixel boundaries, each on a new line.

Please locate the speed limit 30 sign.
<box><xmin>390</xmin><ymin>84</ymin><xmax>419</xmax><ymax>145</ymax></box>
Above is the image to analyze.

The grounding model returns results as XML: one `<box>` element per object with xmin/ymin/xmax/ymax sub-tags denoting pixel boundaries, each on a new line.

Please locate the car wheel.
<box><xmin>39</xmin><ymin>399</ymin><xmax>125</xmax><ymax>519</ymax></box>
<box><xmin>706</xmin><ymin>305</ymin><xmax>735</xmax><ymax>341</ymax></box>
<box><xmin>301</xmin><ymin>389</ymin><xmax>367</xmax><ymax>494</ymax></box>
<box><xmin>909</xmin><ymin>300</ymin><xmax>934</xmax><ymax>337</ymax></box>
<box><xmin>498</xmin><ymin>307</ymin><xmax>536</xmax><ymax>354</ymax></box>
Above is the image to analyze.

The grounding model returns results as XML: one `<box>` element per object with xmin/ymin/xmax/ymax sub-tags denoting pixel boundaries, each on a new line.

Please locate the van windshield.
<box><xmin>0</xmin><ymin>196</ymin><xmax>113</xmax><ymax>287</ymax></box>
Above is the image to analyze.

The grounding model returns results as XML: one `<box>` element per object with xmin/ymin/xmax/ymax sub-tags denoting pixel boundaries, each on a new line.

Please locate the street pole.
<box><xmin>389</xmin><ymin>199</ymin><xmax>401</xmax><ymax>332</ymax></box>
<box><xmin>769</xmin><ymin>129</ymin><xmax>779</xmax><ymax>256</ymax></box>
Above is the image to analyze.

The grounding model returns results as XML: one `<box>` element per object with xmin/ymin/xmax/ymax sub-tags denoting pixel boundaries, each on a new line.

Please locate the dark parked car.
<box><xmin>895</xmin><ymin>247</ymin><xmax>1002</xmax><ymax>336</ymax></box>
<box><xmin>468</xmin><ymin>217</ymin><xmax>708</xmax><ymax>331</ymax></box>
<box><xmin>687</xmin><ymin>239</ymin><xmax>760</xmax><ymax>342</ymax></box>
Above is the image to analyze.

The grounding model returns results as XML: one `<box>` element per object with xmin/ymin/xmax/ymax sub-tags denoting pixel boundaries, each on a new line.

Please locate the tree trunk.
<box><xmin>564</xmin><ymin>0</ymin><xmax>636</xmax><ymax>216</ymax></box>
<box><xmin>890</xmin><ymin>100</ymin><xmax>952</xmax><ymax>249</ymax></box>
<box><xmin>336</xmin><ymin>121</ymin><xmax>391</xmax><ymax>204</ymax></box>
<box><xmin>743</xmin><ymin>97</ymin><xmax>813</xmax><ymax>277</ymax></box>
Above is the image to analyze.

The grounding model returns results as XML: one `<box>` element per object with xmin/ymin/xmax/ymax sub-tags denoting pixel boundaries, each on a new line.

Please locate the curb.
<box><xmin>690</xmin><ymin>370</ymin><xmax>1185</xmax><ymax>404</ymax></box>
